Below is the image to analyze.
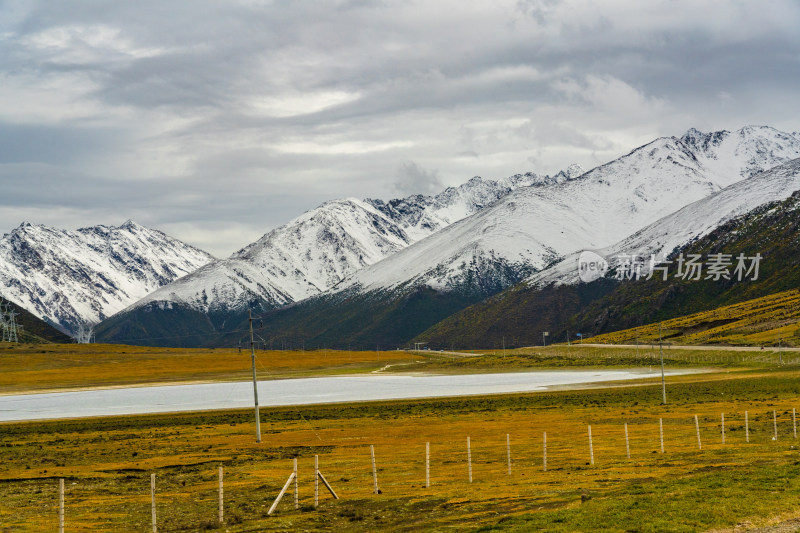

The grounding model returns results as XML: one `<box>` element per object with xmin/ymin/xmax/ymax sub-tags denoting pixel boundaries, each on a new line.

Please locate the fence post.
<box><xmin>745</xmin><ymin>411</ymin><xmax>750</xmax><ymax>443</ymax></box>
<box><xmin>59</xmin><ymin>478</ymin><xmax>64</xmax><ymax>533</ymax></box>
<box><xmin>794</xmin><ymin>408</ymin><xmax>797</xmax><ymax>439</ymax></box>
<box><xmin>293</xmin><ymin>458</ymin><xmax>298</xmax><ymax>510</ymax></box>
<box><xmin>624</xmin><ymin>423</ymin><xmax>630</xmax><ymax>459</ymax></box>
<box><xmin>267</xmin><ymin>464</ymin><xmax>297</xmax><ymax>516</ymax></box>
<box><xmin>218</xmin><ymin>466</ymin><xmax>224</xmax><ymax>524</ymax></box>
<box><xmin>370</xmin><ymin>445</ymin><xmax>379</xmax><ymax>495</ymax></box>
<box><xmin>721</xmin><ymin>413</ymin><xmax>725</xmax><ymax>444</ymax></box>
<box><xmin>659</xmin><ymin>418</ymin><xmax>664</xmax><ymax>453</ymax></box>
<box><xmin>314</xmin><ymin>455</ymin><xmax>319</xmax><ymax>509</ymax></box>
<box><xmin>426</xmin><ymin>442</ymin><xmax>430</xmax><ymax>488</ymax></box>
<box><xmin>543</xmin><ymin>432</ymin><xmax>547</xmax><ymax>472</ymax></box>
<box><xmin>507</xmin><ymin>434</ymin><xmax>512</xmax><ymax>475</ymax></box>
<box><xmin>151</xmin><ymin>473</ymin><xmax>157</xmax><ymax>533</ymax></box>
<box><xmin>774</xmin><ymin>410</ymin><xmax>779</xmax><ymax>441</ymax></box>
<box><xmin>695</xmin><ymin>415</ymin><xmax>702</xmax><ymax>450</ymax></box>
<box><xmin>467</xmin><ymin>437</ymin><xmax>473</xmax><ymax>483</ymax></box>
<box><xmin>588</xmin><ymin>425</ymin><xmax>594</xmax><ymax>465</ymax></box>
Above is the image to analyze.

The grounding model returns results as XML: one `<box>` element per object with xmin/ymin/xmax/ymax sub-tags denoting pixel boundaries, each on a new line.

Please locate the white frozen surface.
<box><xmin>0</xmin><ymin>369</ymin><xmax>690</xmax><ymax>422</ymax></box>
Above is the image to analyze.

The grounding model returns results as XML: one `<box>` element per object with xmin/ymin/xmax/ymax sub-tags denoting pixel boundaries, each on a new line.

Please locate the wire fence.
<box><xmin>3</xmin><ymin>403</ymin><xmax>800</xmax><ymax>531</ymax></box>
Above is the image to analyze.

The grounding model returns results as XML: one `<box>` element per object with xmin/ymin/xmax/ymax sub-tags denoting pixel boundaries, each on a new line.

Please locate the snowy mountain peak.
<box><xmin>118</xmin><ymin>169</ymin><xmax>560</xmax><ymax>319</ymax></box>
<box><xmin>119</xmin><ymin>219</ymin><xmax>142</xmax><ymax>231</ymax></box>
<box><xmin>552</xmin><ymin>163</ymin><xmax>585</xmax><ymax>183</ymax></box>
<box><xmin>677</xmin><ymin>125</ymin><xmax>800</xmax><ymax>184</ymax></box>
<box><xmin>333</xmin><ymin>126</ymin><xmax>800</xmax><ymax>297</ymax></box>
<box><xmin>95</xmin><ymin>125</ymin><xmax>800</xmax><ymax>348</ymax></box>
<box><xmin>0</xmin><ymin>222</ymin><xmax>214</xmax><ymax>334</ymax></box>
<box><xmin>529</xmin><ymin>157</ymin><xmax>800</xmax><ymax>288</ymax></box>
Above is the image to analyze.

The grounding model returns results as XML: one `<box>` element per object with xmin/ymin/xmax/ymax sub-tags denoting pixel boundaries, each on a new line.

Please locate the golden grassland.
<box><xmin>4</xmin><ymin>368</ymin><xmax>800</xmax><ymax>532</ymax></box>
<box><xmin>5</xmin><ymin>345</ymin><xmax>800</xmax><ymax>531</ymax></box>
<box><xmin>586</xmin><ymin>288</ymin><xmax>800</xmax><ymax>347</ymax></box>
<box><xmin>0</xmin><ymin>342</ymin><xmax>418</xmax><ymax>393</ymax></box>
<box><xmin>4</xmin><ymin>340</ymin><xmax>795</xmax><ymax>395</ymax></box>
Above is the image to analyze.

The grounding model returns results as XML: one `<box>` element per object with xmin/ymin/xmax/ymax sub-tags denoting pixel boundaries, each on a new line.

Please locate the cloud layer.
<box><xmin>1</xmin><ymin>0</ymin><xmax>798</xmax><ymax>256</ymax></box>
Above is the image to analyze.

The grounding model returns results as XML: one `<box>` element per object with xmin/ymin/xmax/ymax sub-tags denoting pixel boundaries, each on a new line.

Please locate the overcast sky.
<box><xmin>1</xmin><ymin>0</ymin><xmax>798</xmax><ymax>257</ymax></box>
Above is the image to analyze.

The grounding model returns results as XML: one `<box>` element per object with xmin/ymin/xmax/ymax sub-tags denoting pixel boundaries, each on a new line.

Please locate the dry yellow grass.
<box><xmin>5</xmin><ymin>344</ymin><xmax>800</xmax><ymax>530</ymax></box>
<box><xmin>0</xmin><ymin>343</ymin><xmax>417</xmax><ymax>393</ymax></box>
<box><xmin>4</xmin><ymin>368</ymin><xmax>800</xmax><ymax>531</ymax></box>
<box><xmin>589</xmin><ymin>289</ymin><xmax>800</xmax><ymax>346</ymax></box>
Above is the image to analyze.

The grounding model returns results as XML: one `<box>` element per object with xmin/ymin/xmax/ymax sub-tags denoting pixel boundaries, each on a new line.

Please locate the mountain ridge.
<box><xmin>96</xmin><ymin>125</ymin><xmax>800</xmax><ymax>348</ymax></box>
<box><xmin>0</xmin><ymin>220</ymin><xmax>214</xmax><ymax>335</ymax></box>
<box><xmin>102</xmin><ymin>168</ymin><xmax>581</xmax><ymax>325</ymax></box>
<box><xmin>415</xmin><ymin>166</ymin><xmax>800</xmax><ymax>348</ymax></box>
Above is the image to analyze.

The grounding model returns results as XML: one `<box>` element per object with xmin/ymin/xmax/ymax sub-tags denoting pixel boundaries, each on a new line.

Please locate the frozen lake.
<box><xmin>0</xmin><ymin>369</ymin><xmax>691</xmax><ymax>422</ymax></box>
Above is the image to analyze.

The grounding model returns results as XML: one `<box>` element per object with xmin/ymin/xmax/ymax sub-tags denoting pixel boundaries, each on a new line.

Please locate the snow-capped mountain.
<box><xmin>129</xmin><ymin>198</ymin><xmax>413</xmax><ymax>313</ymax></box>
<box><xmin>334</xmin><ymin>126</ymin><xmax>800</xmax><ymax>296</ymax></box>
<box><xmin>96</xmin><ymin>125</ymin><xmax>800</xmax><ymax>348</ymax></box>
<box><xmin>0</xmin><ymin>220</ymin><xmax>214</xmax><ymax>335</ymax></box>
<box><xmin>117</xmin><ymin>171</ymin><xmax>570</xmax><ymax>316</ymax></box>
<box><xmin>681</xmin><ymin>125</ymin><xmax>800</xmax><ymax>184</ymax></box>
<box><xmin>529</xmin><ymin>156</ymin><xmax>800</xmax><ymax>287</ymax></box>
<box><xmin>366</xmin><ymin>165</ymin><xmax>584</xmax><ymax>241</ymax></box>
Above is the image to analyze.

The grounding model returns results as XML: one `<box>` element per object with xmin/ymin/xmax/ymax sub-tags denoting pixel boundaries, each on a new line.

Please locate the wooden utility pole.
<box><xmin>249</xmin><ymin>310</ymin><xmax>261</xmax><ymax>443</ymax></box>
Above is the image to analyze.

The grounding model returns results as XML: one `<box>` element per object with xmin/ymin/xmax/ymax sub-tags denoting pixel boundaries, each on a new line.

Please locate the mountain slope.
<box><xmin>416</xmin><ymin>163</ymin><xmax>800</xmax><ymax>348</ymax></box>
<box><xmin>96</xmin><ymin>171</ymin><xmax>570</xmax><ymax>345</ymax></box>
<box><xmin>122</xmin><ymin>171</ymin><xmax>563</xmax><ymax>315</ymax></box>
<box><xmin>97</xmin><ymin>125</ymin><xmax>800</xmax><ymax>348</ymax></box>
<box><xmin>587</xmin><ymin>288</ymin><xmax>800</xmax><ymax>347</ymax></box>
<box><xmin>0</xmin><ymin>296</ymin><xmax>73</xmax><ymax>343</ymax></box>
<box><xmin>0</xmin><ymin>220</ymin><xmax>214</xmax><ymax>335</ymax></box>
<box><xmin>196</xmin><ymin>128</ymin><xmax>800</xmax><ymax>350</ymax></box>
<box><xmin>335</xmin><ymin>126</ymin><xmax>800</xmax><ymax>296</ymax></box>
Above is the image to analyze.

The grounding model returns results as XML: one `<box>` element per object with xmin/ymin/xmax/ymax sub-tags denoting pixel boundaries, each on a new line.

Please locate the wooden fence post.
<box><xmin>794</xmin><ymin>408</ymin><xmax>797</xmax><ymax>439</ymax></box>
<box><xmin>659</xmin><ymin>418</ymin><xmax>664</xmax><ymax>453</ymax></box>
<box><xmin>721</xmin><ymin>413</ymin><xmax>725</xmax><ymax>444</ymax></box>
<box><xmin>588</xmin><ymin>425</ymin><xmax>594</xmax><ymax>465</ymax></box>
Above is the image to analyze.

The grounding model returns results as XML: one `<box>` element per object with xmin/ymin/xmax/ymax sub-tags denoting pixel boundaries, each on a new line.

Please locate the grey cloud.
<box><xmin>0</xmin><ymin>123</ymin><xmax>126</xmax><ymax>164</ymax></box>
<box><xmin>394</xmin><ymin>161</ymin><xmax>443</xmax><ymax>196</ymax></box>
<box><xmin>0</xmin><ymin>1</ymin><xmax>798</xmax><ymax>256</ymax></box>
